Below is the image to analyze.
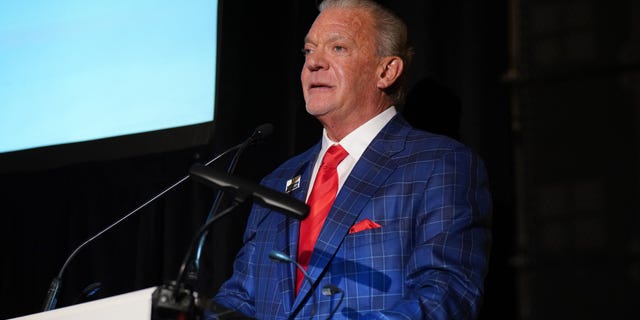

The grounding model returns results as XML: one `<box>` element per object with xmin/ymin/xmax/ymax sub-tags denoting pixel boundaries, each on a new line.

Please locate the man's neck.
<box><xmin>321</xmin><ymin>105</ymin><xmax>393</xmax><ymax>141</ymax></box>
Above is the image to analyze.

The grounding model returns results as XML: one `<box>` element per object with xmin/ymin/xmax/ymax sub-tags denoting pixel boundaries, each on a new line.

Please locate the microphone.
<box><xmin>72</xmin><ymin>282</ymin><xmax>102</xmax><ymax>305</ymax></box>
<box><xmin>269</xmin><ymin>250</ymin><xmax>344</xmax><ymax>319</ymax></box>
<box><xmin>245</xmin><ymin>122</ymin><xmax>275</xmax><ymax>145</ymax></box>
<box><xmin>322</xmin><ymin>284</ymin><xmax>344</xmax><ymax>319</ymax></box>
<box><xmin>268</xmin><ymin>251</ymin><xmax>310</xmax><ymax>280</ymax></box>
<box><xmin>268</xmin><ymin>250</ymin><xmax>317</xmax><ymax>319</ymax></box>
<box><xmin>41</xmin><ymin>123</ymin><xmax>274</xmax><ymax>312</ymax></box>
<box><xmin>188</xmin><ymin>164</ymin><xmax>309</xmax><ymax>219</ymax></box>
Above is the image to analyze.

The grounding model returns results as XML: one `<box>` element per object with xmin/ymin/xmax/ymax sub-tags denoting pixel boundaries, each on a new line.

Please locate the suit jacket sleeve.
<box><xmin>208</xmin><ymin>204</ymin><xmax>262</xmax><ymax>318</ymax></box>
<box><xmin>360</xmin><ymin>145</ymin><xmax>492</xmax><ymax>319</ymax></box>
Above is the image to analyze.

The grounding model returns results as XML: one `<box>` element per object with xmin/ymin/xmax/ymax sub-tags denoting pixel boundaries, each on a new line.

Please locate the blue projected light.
<box><xmin>0</xmin><ymin>0</ymin><xmax>218</xmax><ymax>154</ymax></box>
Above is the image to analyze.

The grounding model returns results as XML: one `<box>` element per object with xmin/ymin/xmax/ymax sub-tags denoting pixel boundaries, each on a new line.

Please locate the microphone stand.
<box><xmin>154</xmin><ymin>166</ymin><xmax>308</xmax><ymax>319</ymax></box>
<box><xmin>187</xmin><ymin>132</ymin><xmax>247</xmax><ymax>288</ymax></box>
<box><xmin>151</xmin><ymin>201</ymin><xmax>245</xmax><ymax>320</ymax></box>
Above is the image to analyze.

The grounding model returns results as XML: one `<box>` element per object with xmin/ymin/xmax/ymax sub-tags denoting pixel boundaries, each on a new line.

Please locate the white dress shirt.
<box><xmin>306</xmin><ymin>106</ymin><xmax>397</xmax><ymax>200</ymax></box>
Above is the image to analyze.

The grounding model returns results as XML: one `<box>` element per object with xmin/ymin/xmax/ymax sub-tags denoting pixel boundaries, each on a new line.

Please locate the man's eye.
<box><xmin>333</xmin><ymin>46</ymin><xmax>345</xmax><ymax>52</ymax></box>
<box><xmin>301</xmin><ymin>48</ymin><xmax>312</xmax><ymax>56</ymax></box>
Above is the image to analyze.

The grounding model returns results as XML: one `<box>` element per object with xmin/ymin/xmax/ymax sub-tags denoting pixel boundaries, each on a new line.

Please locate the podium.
<box><xmin>10</xmin><ymin>287</ymin><xmax>157</xmax><ymax>320</ymax></box>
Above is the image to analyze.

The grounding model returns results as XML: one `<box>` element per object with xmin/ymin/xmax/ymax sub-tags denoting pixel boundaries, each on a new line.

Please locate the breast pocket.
<box><xmin>343</xmin><ymin>218</ymin><xmax>409</xmax><ymax>250</ymax></box>
<box><xmin>333</xmin><ymin>219</ymin><xmax>409</xmax><ymax>295</ymax></box>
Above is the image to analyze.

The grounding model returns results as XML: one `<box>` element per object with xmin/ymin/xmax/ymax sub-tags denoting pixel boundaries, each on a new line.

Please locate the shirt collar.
<box><xmin>320</xmin><ymin>106</ymin><xmax>397</xmax><ymax>161</ymax></box>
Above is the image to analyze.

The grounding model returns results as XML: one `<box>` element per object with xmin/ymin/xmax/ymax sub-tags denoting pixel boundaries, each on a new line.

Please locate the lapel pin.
<box><xmin>285</xmin><ymin>175</ymin><xmax>301</xmax><ymax>193</ymax></box>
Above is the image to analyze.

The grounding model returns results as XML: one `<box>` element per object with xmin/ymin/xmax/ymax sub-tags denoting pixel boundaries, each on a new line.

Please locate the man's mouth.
<box><xmin>308</xmin><ymin>83</ymin><xmax>333</xmax><ymax>91</ymax></box>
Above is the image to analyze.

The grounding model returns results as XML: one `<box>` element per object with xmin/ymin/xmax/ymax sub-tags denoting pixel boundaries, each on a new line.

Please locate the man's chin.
<box><xmin>305</xmin><ymin>103</ymin><xmax>332</xmax><ymax>117</ymax></box>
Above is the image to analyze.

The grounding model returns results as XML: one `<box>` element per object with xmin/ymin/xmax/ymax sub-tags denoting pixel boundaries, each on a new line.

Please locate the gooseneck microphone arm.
<box><xmin>41</xmin><ymin>157</ymin><xmax>222</xmax><ymax>312</ymax></box>
<box><xmin>41</xmin><ymin>123</ymin><xmax>274</xmax><ymax>312</ymax></box>
<box><xmin>191</xmin><ymin>123</ymin><xmax>274</xmax><ymax>279</ymax></box>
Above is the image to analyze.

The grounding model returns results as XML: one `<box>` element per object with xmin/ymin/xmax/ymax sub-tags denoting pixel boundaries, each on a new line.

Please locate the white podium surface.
<box><xmin>10</xmin><ymin>287</ymin><xmax>157</xmax><ymax>320</ymax></box>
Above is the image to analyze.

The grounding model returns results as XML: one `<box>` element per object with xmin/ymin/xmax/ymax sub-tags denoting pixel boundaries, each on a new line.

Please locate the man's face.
<box><xmin>301</xmin><ymin>8</ymin><xmax>381</xmax><ymax>121</ymax></box>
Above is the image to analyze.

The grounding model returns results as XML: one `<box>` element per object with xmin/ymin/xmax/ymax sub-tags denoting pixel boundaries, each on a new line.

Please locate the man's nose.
<box><xmin>304</xmin><ymin>51</ymin><xmax>329</xmax><ymax>71</ymax></box>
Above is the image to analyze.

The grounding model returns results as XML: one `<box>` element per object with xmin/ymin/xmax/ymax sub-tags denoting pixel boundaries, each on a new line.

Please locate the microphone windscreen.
<box><xmin>249</xmin><ymin>123</ymin><xmax>274</xmax><ymax>145</ymax></box>
<box><xmin>189</xmin><ymin>164</ymin><xmax>309</xmax><ymax>219</ymax></box>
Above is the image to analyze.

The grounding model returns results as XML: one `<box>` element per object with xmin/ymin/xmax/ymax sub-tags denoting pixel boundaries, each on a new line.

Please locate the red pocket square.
<box><xmin>349</xmin><ymin>219</ymin><xmax>382</xmax><ymax>234</ymax></box>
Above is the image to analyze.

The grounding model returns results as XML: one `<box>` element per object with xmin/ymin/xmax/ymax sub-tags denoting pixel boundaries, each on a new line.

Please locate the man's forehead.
<box><xmin>305</xmin><ymin>8</ymin><xmax>372</xmax><ymax>43</ymax></box>
<box><xmin>305</xmin><ymin>31</ymin><xmax>354</xmax><ymax>44</ymax></box>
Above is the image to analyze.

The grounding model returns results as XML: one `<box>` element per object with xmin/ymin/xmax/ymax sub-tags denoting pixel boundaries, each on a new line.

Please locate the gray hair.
<box><xmin>318</xmin><ymin>0</ymin><xmax>414</xmax><ymax>104</ymax></box>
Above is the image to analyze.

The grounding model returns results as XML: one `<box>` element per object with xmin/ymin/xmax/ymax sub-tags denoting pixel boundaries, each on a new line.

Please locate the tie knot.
<box><xmin>321</xmin><ymin>144</ymin><xmax>348</xmax><ymax>168</ymax></box>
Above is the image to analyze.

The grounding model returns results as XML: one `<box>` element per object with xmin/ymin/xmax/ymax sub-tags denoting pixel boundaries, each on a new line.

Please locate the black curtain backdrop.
<box><xmin>0</xmin><ymin>1</ymin><xmax>513</xmax><ymax>319</ymax></box>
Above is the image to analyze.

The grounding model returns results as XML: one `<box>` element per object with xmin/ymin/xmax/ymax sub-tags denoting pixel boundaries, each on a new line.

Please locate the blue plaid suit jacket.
<box><xmin>212</xmin><ymin>115</ymin><xmax>492</xmax><ymax>319</ymax></box>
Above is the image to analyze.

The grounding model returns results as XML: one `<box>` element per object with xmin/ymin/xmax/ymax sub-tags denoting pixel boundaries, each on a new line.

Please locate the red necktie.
<box><xmin>296</xmin><ymin>144</ymin><xmax>348</xmax><ymax>294</ymax></box>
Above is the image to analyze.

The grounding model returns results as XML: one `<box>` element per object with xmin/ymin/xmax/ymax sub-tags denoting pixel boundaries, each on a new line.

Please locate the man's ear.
<box><xmin>377</xmin><ymin>56</ymin><xmax>404</xmax><ymax>90</ymax></box>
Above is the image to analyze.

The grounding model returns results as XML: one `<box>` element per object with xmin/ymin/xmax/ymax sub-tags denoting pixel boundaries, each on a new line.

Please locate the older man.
<box><xmin>211</xmin><ymin>0</ymin><xmax>492</xmax><ymax>319</ymax></box>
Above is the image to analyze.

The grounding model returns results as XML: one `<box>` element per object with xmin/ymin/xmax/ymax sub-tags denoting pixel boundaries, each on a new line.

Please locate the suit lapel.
<box><xmin>270</xmin><ymin>145</ymin><xmax>319</xmax><ymax>315</ymax></box>
<box><xmin>292</xmin><ymin>116</ymin><xmax>411</xmax><ymax>310</ymax></box>
<box><xmin>283</xmin><ymin>144</ymin><xmax>319</xmax><ymax>255</ymax></box>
